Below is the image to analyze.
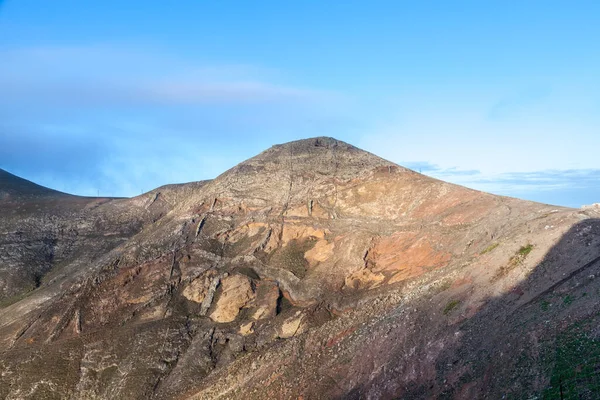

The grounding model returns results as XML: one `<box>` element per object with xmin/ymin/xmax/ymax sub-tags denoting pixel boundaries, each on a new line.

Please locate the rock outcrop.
<box><xmin>209</xmin><ymin>274</ymin><xmax>255</xmax><ymax>323</ymax></box>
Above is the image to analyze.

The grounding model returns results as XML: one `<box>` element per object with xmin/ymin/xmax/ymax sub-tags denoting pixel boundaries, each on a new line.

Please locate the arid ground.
<box><xmin>1</xmin><ymin>137</ymin><xmax>599</xmax><ymax>399</ymax></box>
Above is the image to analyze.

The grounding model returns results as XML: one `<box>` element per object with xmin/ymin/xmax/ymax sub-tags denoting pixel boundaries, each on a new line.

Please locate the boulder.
<box><xmin>209</xmin><ymin>274</ymin><xmax>255</xmax><ymax>323</ymax></box>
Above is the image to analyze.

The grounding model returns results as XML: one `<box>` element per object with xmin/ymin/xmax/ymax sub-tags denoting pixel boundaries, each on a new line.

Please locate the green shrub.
<box><xmin>541</xmin><ymin>300</ymin><xmax>550</xmax><ymax>311</ymax></box>
<box><xmin>518</xmin><ymin>244</ymin><xmax>534</xmax><ymax>257</ymax></box>
<box><xmin>480</xmin><ymin>243</ymin><xmax>499</xmax><ymax>255</ymax></box>
<box><xmin>443</xmin><ymin>300</ymin><xmax>460</xmax><ymax>315</ymax></box>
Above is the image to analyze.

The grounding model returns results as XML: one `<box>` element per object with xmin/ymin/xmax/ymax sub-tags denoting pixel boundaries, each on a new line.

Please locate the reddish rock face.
<box><xmin>0</xmin><ymin>137</ymin><xmax>599</xmax><ymax>400</ymax></box>
<box><xmin>368</xmin><ymin>232</ymin><xmax>452</xmax><ymax>281</ymax></box>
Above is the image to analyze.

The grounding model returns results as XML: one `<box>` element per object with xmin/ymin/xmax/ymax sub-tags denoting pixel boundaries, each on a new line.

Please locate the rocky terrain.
<box><xmin>0</xmin><ymin>137</ymin><xmax>599</xmax><ymax>399</ymax></box>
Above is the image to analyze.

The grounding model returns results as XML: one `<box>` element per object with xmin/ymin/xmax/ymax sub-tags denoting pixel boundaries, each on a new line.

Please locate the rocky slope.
<box><xmin>0</xmin><ymin>137</ymin><xmax>599</xmax><ymax>399</ymax></box>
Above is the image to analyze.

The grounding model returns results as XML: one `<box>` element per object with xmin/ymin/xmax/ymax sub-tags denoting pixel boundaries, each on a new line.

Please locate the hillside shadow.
<box><xmin>340</xmin><ymin>217</ymin><xmax>600</xmax><ymax>400</ymax></box>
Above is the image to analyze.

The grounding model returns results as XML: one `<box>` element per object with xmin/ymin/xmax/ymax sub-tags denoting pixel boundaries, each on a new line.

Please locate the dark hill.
<box><xmin>0</xmin><ymin>168</ymin><xmax>69</xmax><ymax>199</ymax></box>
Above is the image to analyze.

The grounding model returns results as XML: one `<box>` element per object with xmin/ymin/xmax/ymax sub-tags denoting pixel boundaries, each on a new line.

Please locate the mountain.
<box><xmin>0</xmin><ymin>137</ymin><xmax>599</xmax><ymax>399</ymax></box>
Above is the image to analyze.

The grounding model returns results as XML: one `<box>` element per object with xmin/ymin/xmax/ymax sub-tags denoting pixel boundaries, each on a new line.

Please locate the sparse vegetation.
<box><xmin>518</xmin><ymin>244</ymin><xmax>534</xmax><ymax>257</ymax></box>
<box><xmin>542</xmin><ymin>323</ymin><xmax>600</xmax><ymax>399</ymax></box>
<box><xmin>563</xmin><ymin>295</ymin><xmax>574</xmax><ymax>305</ymax></box>
<box><xmin>267</xmin><ymin>238</ymin><xmax>316</xmax><ymax>279</ymax></box>
<box><xmin>509</xmin><ymin>244</ymin><xmax>534</xmax><ymax>267</ymax></box>
<box><xmin>480</xmin><ymin>242</ymin><xmax>499</xmax><ymax>255</ymax></box>
<box><xmin>541</xmin><ymin>300</ymin><xmax>550</xmax><ymax>311</ymax></box>
<box><xmin>492</xmin><ymin>243</ymin><xmax>535</xmax><ymax>281</ymax></box>
<box><xmin>443</xmin><ymin>299</ymin><xmax>460</xmax><ymax>315</ymax></box>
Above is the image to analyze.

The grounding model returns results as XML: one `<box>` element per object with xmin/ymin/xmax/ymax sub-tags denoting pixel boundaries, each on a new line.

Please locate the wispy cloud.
<box><xmin>470</xmin><ymin>169</ymin><xmax>600</xmax><ymax>193</ymax></box>
<box><xmin>0</xmin><ymin>45</ymin><xmax>342</xmax><ymax>108</ymax></box>
<box><xmin>147</xmin><ymin>81</ymin><xmax>336</xmax><ymax>104</ymax></box>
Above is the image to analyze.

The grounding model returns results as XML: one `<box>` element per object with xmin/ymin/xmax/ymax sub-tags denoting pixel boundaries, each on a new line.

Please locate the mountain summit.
<box><xmin>0</xmin><ymin>138</ymin><xmax>599</xmax><ymax>399</ymax></box>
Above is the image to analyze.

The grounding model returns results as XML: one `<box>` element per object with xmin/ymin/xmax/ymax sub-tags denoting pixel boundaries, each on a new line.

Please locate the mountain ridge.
<box><xmin>0</xmin><ymin>137</ymin><xmax>571</xmax><ymax>211</ymax></box>
<box><xmin>0</xmin><ymin>137</ymin><xmax>598</xmax><ymax>399</ymax></box>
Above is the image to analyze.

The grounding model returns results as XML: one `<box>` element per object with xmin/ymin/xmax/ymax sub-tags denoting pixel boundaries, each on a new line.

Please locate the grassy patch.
<box><xmin>563</xmin><ymin>295</ymin><xmax>574</xmax><ymax>305</ymax></box>
<box><xmin>517</xmin><ymin>244</ymin><xmax>534</xmax><ymax>257</ymax></box>
<box><xmin>267</xmin><ymin>238</ymin><xmax>316</xmax><ymax>279</ymax></box>
<box><xmin>443</xmin><ymin>299</ymin><xmax>461</xmax><ymax>315</ymax></box>
<box><xmin>492</xmin><ymin>243</ymin><xmax>534</xmax><ymax>281</ymax></box>
<box><xmin>509</xmin><ymin>244</ymin><xmax>534</xmax><ymax>267</ymax></box>
<box><xmin>480</xmin><ymin>243</ymin><xmax>499</xmax><ymax>255</ymax></box>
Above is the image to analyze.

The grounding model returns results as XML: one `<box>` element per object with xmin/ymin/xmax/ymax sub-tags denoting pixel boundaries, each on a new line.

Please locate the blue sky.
<box><xmin>1</xmin><ymin>1</ymin><xmax>599</xmax><ymax>207</ymax></box>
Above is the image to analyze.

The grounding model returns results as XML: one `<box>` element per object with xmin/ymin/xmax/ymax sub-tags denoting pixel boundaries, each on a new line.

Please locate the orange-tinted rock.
<box><xmin>278</xmin><ymin>312</ymin><xmax>305</xmax><ymax>338</ymax></box>
<box><xmin>369</xmin><ymin>232</ymin><xmax>451</xmax><ymax>283</ymax></box>
<box><xmin>239</xmin><ymin>321</ymin><xmax>255</xmax><ymax>336</ymax></box>
<box><xmin>309</xmin><ymin>201</ymin><xmax>330</xmax><ymax>219</ymax></box>
<box><xmin>182</xmin><ymin>271</ymin><xmax>219</xmax><ymax>303</ymax></box>
<box><xmin>209</xmin><ymin>274</ymin><xmax>255</xmax><ymax>323</ymax></box>
<box><xmin>280</xmin><ymin>224</ymin><xmax>329</xmax><ymax>246</ymax></box>
<box><xmin>304</xmin><ymin>239</ymin><xmax>334</xmax><ymax>265</ymax></box>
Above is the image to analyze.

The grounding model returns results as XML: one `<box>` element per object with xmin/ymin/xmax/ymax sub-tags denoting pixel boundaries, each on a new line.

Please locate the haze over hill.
<box><xmin>0</xmin><ymin>137</ymin><xmax>599</xmax><ymax>399</ymax></box>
